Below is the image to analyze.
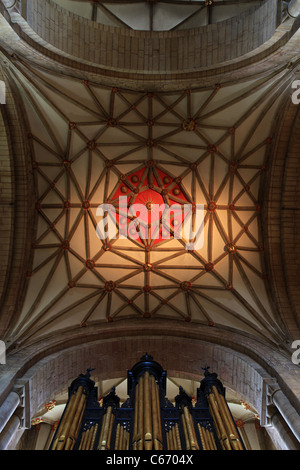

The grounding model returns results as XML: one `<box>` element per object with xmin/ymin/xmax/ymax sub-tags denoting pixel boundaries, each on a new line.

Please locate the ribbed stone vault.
<box><xmin>2</xmin><ymin>56</ymin><xmax>294</xmax><ymax>351</ymax></box>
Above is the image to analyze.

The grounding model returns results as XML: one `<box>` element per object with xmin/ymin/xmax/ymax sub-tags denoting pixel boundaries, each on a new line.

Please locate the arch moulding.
<box><xmin>4</xmin><ymin>320</ymin><xmax>300</xmax><ymax>424</ymax></box>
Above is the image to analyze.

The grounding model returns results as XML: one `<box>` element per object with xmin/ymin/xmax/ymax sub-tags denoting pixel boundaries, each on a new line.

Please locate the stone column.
<box><xmin>288</xmin><ymin>0</ymin><xmax>300</xmax><ymax>17</ymax></box>
<box><xmin>271</xmin><ymin>388</ymin><xmax>300</xmax><ymax>443</ymax></box>
<box><xmin>266</xmin><ymin>381</ymin><xmax>300</xmax><ymax>448</ymax></box>
<box><xmin>271</xmin><ymin>411</ymin><xmax>300</xmax><ymax>450</ymax></box>
<box><xmin>0</xmin><ymin>415</ymin><xmax>21</xmax><ymax>450</ymax></box>
<box><xmin>0</xmin><ymin>391</ymin><xmax>20</xmax><ymax>434</ymax></box>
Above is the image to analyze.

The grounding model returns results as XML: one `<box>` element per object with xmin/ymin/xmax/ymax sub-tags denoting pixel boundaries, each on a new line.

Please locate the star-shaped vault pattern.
<box><xmin>6</xmin><ymin>59</ymin><xmax>290</xmax><ymax>347</ymax></box>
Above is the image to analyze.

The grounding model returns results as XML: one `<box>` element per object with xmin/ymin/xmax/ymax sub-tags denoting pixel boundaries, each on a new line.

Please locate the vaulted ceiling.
<box><xmin>3</xmin><ymin>55</ymin><xmax>293</xmax><ymax>351</ymax></box>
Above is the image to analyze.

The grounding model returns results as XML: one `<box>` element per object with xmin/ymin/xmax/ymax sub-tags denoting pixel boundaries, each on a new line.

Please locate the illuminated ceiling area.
<box><xmin>53</xmin><ymin>0</ymin><xmax>261</xmax><ymax>31</ymax></box>
<box><xmin>4</xmin><ymin>57</ymin><xmax>292</xmax><ymax>352</ymax></box>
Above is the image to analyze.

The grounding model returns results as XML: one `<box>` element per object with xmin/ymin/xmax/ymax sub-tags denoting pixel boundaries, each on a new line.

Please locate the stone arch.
<box><xmin>263</xmin><ymin>88</ymin><xmax>300</xmax><ymax>339</ymax></box>
<box><xmin>3</xmin><ymin>321</ymin><xmax>300</xmax><ymax>449</ymax></box>
<box><xmin>0</xmin><ymin>61</ymin><xmax>35</xmax><ymax>338</ymax></box>
<box><xmin>5</xmin><ymin>320</ymin><xmax>298</xmax><ymax>416</ymax></box>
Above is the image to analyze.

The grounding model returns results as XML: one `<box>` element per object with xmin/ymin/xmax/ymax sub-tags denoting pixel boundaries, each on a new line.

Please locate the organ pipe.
<box><xmin>49</xmin><ymin>355</ymin><xmax>245</xmax><ymax>451</ymax></box>
<box><xmin>50</xmin><ymin>368</ymin><xmax>95</xmax><ymax>451</ymax></box>
<box><xmin>52</xmin><ymin>386</ymin><xmax>86</xmax><ymax>450</ymax></box>
<box><xmin>200</xmin><ymin>366</ymin><xmax>245</xmax><ymax>451</ymax></box>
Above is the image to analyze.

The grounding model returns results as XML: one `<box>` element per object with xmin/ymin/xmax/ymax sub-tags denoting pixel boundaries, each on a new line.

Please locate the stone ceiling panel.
<box><xmin>3</xmin><ymin>59</ymin><xmax>293</xmax><ymax>350</ymax></box>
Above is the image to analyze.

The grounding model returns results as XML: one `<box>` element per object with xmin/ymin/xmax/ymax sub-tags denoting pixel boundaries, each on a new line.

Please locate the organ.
<box><xmin>50</xmin><ymin>354</ymin><xmax>244</xmax><ymax>450</ymax></box>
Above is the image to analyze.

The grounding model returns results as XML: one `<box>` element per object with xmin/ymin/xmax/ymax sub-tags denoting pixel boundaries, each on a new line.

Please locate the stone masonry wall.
<box><xmin>0</xmin><ymin>93</ymin><xmax>14</xmax><ymax>316</ymax></box>
<box><xmin>0</xmin><ymin>62</ymin><xmax>35</xmax><ymax>338</ymax></box>
<box><xmin>264</xmin><ymin>93</ymin><xmax>300</xmax><ymax>339</ymax></box>
<box><xmin>25</xmin><ymin>0</ymin><xmax>277</xmax><ymax>74</ymax></box>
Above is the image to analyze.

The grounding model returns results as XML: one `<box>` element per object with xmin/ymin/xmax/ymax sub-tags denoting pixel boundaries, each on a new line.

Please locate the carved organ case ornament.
<box><xmin>49</xmin><ymin>355</ymin><xmax>244</xmax><ymax>450</ymax></box>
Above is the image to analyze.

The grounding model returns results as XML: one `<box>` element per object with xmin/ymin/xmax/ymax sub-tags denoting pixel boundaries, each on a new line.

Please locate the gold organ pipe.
<box><xmin>51</xmin><ymin>393</ymin><xmax>76</xmax><ymax>450</ymax></box>
<box><xmin>198</xmin><ymin>423</ymin><xmax>208</xmax><ymax>450</ymax></box>
<box><xmin>150</xmin><ymin>374</ymin><xmax>163</xmax><ymax>450</ymax></box>
<box><xmin>204</xmin><ymin>427</ymin><xmax>212</xmax><ymax>450</ymax></box>
<box><xmin>205</xmin><ymin>426</ymin><xmax>213</xmax><ymax>450</ymax></box>
<box><xmin>171</xmin><ymin>426</ymin><xmax>177</xmax><ymax>450</ymax></box>
<box><xmin>197</xmin><ymin>424</ymin><xmax>217</xmax><ymax>451</ymax></box>
<box><xmin>61</xmin><ymin>386</ymin><xmax>84</xmax><ymax>449</ymax></box>
<box><xmin>78</xmin><ymin>432</ymin><xmax>84</xmax><ymax>450</ymax></box>
<box><xmin>203</xmin><ymin>427</ymin><xmax>212</xmax><ymax>450</ymax></box>
<box><xmin>78</xmin><ymin>431</ymin><xmax>84</xmax><ymax>450</ymax></box>
<box><xmin>191</xmin><ymin>416</ymin><xmax>200</xmax><ymax>451</ymax></box>
<box><xmin>79</xmin><ymin>429</ymin><xmax>88</xmax><ymax>450</ymax></box>
<box><xmin>171</xmin><ymin>428</ymin><xmax>175</xmax><ymax>450</ymax></box>
<box><xmin>123</xmin><ymin>429</ymin><xmax>127</xmax><ymax>451</ymax></box>
<box><xmin>133</xmin><ymin>372</ymin><xmax>164</xmax><ymax>450</ymax></box>
<box><xmin>65</xmin><ymin>392</ymin><xmax>87</xmax><ymax>450</ymax></box>
<box><xmin>99</xmin><ymin>406</ymin><xmax>113</xmax><ymax>450</ymax></box>
<box><xmin>54</xmin><ymin>386</ymin><xmax>84</xmax><ymax>450</ymax></box>
<box><xmin>132</xmin><ymin>383</ymin><xmax>139</xmax><ymax>450</ymax></box>
<box><xmin>216</xmin><ymin>388</ymin><xmax>244</xmax><ymax>450</ymax></box>
<box><xmin>127</xmin><ymin>430</ymin><xmax>130</xmax><ymax>449</ymax></box>
<box><xmin>125</xmin><ymin>429</ymin><xmax>130</xmax><ymax>450</ymax></box>
<box><xmin>137</xmin><ymin>374</ymin><xmax>144</xmax><ymax>450</ymax></box>
<box><xmin>114</xmin><ymin>423</ymin><xmax>121</xmax><ymax>450</ymax></box>
<box><xmin>209</xmin><ymin>403</ymin><xmax>225</xmax><ymax>450</ymax></box>
<box><xmin>121</xmin><ymin>426</ymin><xmax>129</xmax><ymax>450</ymax></box>
<box><xmin>150</xmin><ymin>375</ymin><xmax>158</xmax><ymax>450</ymax></box>
<box><xmin>183</xmin><ymin>407</ymin><xmax>199</xmax><ymax>450</ymax></box>
<box><xmin>90</xmin><ymin>424</ymin><xmax>98</xmax><ymax>450</ymax></box>
<box><xmin>170</xmin><ymin>430</ymin><xmax>174</xmax><ymax>450</ymax></box>
<box><xmin>122</xmin><ymin>428</ymin><xmax>127</xmax><ymax>450</ymax></box>
<box><xmin>97</xmin><ymin>413</ymin><xmax>106</xmax><ymax>450</ymax></box>
<box><xmin>87</xmin><ymin>424</ymin><xmax>96</xmax><ymax>450</ymax></box>
<box><xmin>211</xmin><ymin>386</ymin><xmax>238</xmax><ymax>449</ymax></box>
<box><xmin>143</xmin><ymin>372</ymin><xmax>153</xmax><ymax>450</ymax></box>
<box><xmin>71</xmin><ymin>399</ymin><xmax>87</xmax><ymax>450</ymax></box>
<box><xmin>103</xmin><ymin>408</ymin><xmax>113</xmax><ymax>450</ymax></box>
<box><xmin>83</xmin><ymin>426</ymin><xmax>93</xmax><ymax>450</ymax></box>
<box><xmin>107</xmin><ymin>414</ymin><xmax>114</xmax><ymax>450</ymax></box>
<box><xmin>168</xmin><ymin>428</ymin><xmax>174</xmax><ymax>450</ymax></box>
<box><xmin>81</xmin><ymin>429</ymin><xmax>88</xmax><ymax>450</ymax></box>
<box><xmin>155</xmin><ymin>376</ymin><xmax>163</xmax><ymax>449</ymax></box>
<box><xmin>193</xmin><ymin>421</ymin><xmax>200</xmax><ymax>450</ymax></box>
<box><xmin>207</xmin><ymin>428</ymin><xmax>217</xmax><ymax>450</ymax></box>
<box><xmin>119</xmin><ymin>425</ymin><xmax>124</xmax><ymax>450</ymax></box>
<box><xmin>208</xmin><ymin>392</ymin><xmax>231</xmax><ymax>450</ymax></box>
<box><xmin>166</xmin><ymin>430</ymin><xmax>171</xmax><ymax>450</ymax></box>
<box><xmin>181</xmin><ymin>414</ymin><xmax>190</xmax><ymax>450</ymax></box>
<box><xmin>175</xmin><ymin>423</ymin><xmax>182</xmax><ymax>450</ymax></box>
<box><xmin>84</xmin><ymin>427</ymin><xmax>92</xmax><ymax>450</ymax></box>
<box><xmin>124</xmin><ymin>429</ymin><xmax>129</xmax><ymax>450</ymax></box>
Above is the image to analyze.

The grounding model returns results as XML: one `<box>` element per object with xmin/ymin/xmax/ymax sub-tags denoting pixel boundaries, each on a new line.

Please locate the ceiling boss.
<box><xmin>96</xmin><ymin>165</ymin><xmax>204</xmax><ymax>250</ymax></box>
